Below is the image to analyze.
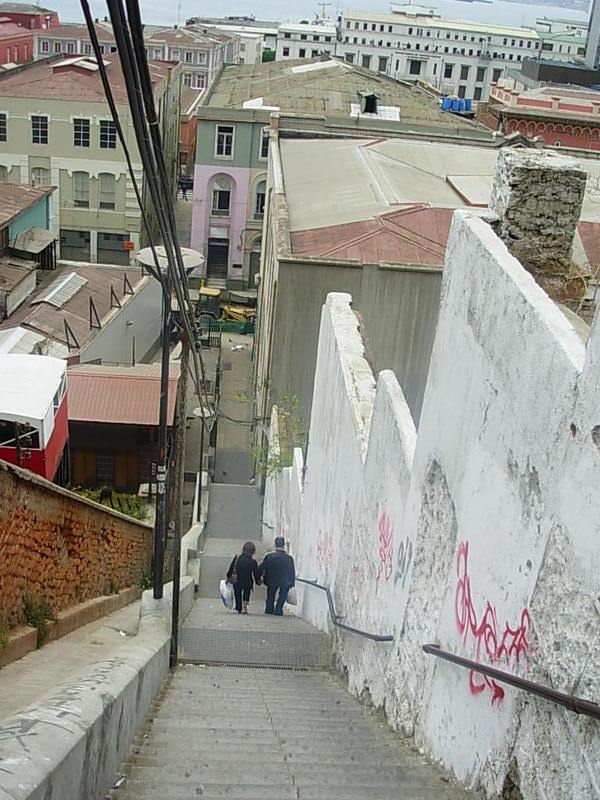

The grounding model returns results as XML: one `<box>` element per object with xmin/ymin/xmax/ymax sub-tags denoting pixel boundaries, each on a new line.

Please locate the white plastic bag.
<box><xmin>286</xmin><ymin>587</ymin><xmax>297</xmax><ymax>606</ymax></box>
<box><xmin>219</xmin><ymin>579</ymin><xmax>234</xmax><ymax>609</ymax></box>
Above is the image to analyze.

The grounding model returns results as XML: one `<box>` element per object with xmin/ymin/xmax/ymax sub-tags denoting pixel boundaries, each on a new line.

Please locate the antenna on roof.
<box><xmin>177</xmin><ymin>0</ymin><xmax>182</xmax><ymax>27</ymax></box>
<box><xmin>317</xmin><ymin>1</ymin><xmax>331</xmax><ymax>20</ymax></box>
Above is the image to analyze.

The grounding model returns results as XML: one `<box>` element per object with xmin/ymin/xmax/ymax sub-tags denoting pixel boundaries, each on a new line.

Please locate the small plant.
<box><xmin>140</xmin><ymin>573</ymin><xmax>153</xmax><ymax>591</ymax></box>
<box><xmin>107</xmin><ymin>578</ymin><xmax>120</xmax><ymax>595</ymax></box>
<box><xmin>23</xmin><ymin>596</ymin><xmax>56</xmax><ymax>647</ymax></box>
<box><xmin>0</xmin><ymin>615</ymin><xmax>9</xmax><ymax>650</ymax></box>
<box><xmin>73</xmin><ymin>487</ymin><xmax>150</xmax><ymax>522</ymax></box>
<box><xmin>255</xmin><ymin>394</ymin><xmax>307</xmax><ymax>477</ymax></box>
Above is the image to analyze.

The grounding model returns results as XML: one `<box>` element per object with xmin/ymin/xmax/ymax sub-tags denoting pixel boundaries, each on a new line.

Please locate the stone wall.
<box><xmin>0</xmin><ymin>460</ymin><xmax>152</xmax><ymax>627</ymax></box>
<box><xmin>264</xmin><ymin>209</ymin><xmax>600</xmax><ymax>799</ymax></box>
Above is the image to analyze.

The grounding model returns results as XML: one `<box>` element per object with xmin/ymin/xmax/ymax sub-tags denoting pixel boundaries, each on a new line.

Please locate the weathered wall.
<box><xmin>0</xmin><ymin>460</ymin><xmax>152</xmax><ymax>627</ymax></box>
<box><xmin>264</xmin><ymin>210</ymin><xmax>600</xmax><ymax>798</ymax></box>
<box><xmin>270</xmin><ymin>259</ymin><xmax>441</xmax><ymax>430</ymax></box>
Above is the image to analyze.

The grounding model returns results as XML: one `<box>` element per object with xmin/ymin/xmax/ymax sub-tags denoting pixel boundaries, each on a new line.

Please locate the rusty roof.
<box><xmin>67</xmin><ymin>363</ymin><xmax>180</xmax><ymax>426</ymax></box>
<box><xmin>41</xmin><ymin>22</ymin><xmax>116</xmax><ymax>42</ymax></box>
<box><xmin>290</xmin><ymin>205</ymin><xmax>453</xmax><ymax>267</ymax></box>
<box><xmin>0</xmin><ymin>183</ymin><xmax>54</xmax><ymax>228</ymax></box>
<box><xmin>0</xmin><ymin>263</ymin><xmax>151</xmax><ymax>352</ymax></box>
<box><xmin>0</xmin><ymin>53</ymin><xmax>175</xmax><ymax>103</ymax></box>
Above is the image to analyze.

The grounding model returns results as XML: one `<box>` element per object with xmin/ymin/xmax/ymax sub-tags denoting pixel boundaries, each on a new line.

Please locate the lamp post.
<box><xmin>135</xmin><ymin>245</ymin><xmax>204</xmax><ymax>600</ymax></box>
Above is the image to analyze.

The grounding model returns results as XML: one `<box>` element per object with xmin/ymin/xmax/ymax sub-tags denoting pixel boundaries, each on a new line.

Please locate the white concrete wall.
<box><xmin>263</xmin><ymin>209</ymin><xmax>600</xmax><ymax>799</ymax></box>
<box><xmin>81</xmin><ymin>276</ymin><xmax>162</xmax><ymax>365</ymax></box>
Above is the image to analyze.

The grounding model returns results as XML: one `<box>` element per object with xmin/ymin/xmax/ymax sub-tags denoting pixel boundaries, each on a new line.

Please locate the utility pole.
<box><xmin>153</xmin><ymin>279</ymin><xmax>171</xmax><ymax>600</ymax></box>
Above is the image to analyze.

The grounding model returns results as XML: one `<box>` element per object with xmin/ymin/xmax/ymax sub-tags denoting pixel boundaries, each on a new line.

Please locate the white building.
<box><xmin>199</xmin><ymin>24</ymin><xmax>264</xmax><ymax>64</ymax></box>
<box><xmin>276</xmin><ymin>6</ymin><xmax>590</xmax><ymax>102</ymax></box>
<box><xmin>186</xmin><ymin>15</ymin><xmax>279</xmax><ymax>54</ymax></box>
<box><xmin>276</xmin><ymin>21</ymin><xmax>339</xmax><ymax>60</ymax></box>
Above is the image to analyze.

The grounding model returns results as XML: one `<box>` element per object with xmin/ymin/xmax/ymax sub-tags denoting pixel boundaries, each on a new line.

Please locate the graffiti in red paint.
<box><xmin>454</xmin><ymin>541</ymin><xmax>531</xmax><ymax>704</ymax></box>
<box><xmin>376</xmin><ymin>511</ymin><xmax>394</xmax><ymax>591</ymax></box>
<box><xmin>316</xmin><ymin>529</ymin><xmax>334</xmax><ymax>572</ymax></box>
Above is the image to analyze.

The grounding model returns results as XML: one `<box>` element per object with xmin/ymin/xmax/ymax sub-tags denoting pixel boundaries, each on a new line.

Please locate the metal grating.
<box><xmin>33</xmin><ymin>271</ymin><xmax>87</xmax><ymax>308</ymax></box>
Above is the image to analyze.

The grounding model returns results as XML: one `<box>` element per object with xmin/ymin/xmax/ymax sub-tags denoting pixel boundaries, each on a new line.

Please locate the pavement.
<box><xmin>0</xmin><ymin>599</ymin><xmax>140</xmax><ymax>722</ymax></box>
<box><xmin>110</xmin><ymin>665</ymin><xmax>475</xmax><ymax>800</ymax></box>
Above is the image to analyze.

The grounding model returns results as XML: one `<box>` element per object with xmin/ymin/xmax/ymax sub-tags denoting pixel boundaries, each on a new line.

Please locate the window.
<box><xmin>300</xmin><ymin>33</ymin><xmax>307</xmax><ymax>40</ymax></box>
<box><xmin>458</xmin><ymin>84</ymin><xmax>466</xmax><ymax>98</ymax></box>
<box><xmin>283</xmin><ymin>32</ymin><xmax>291</xmax><ymax>38</ymax></box>
<box><xmin>362</xmin><ymin>54</ymin><xmax>371</xmax><ymax>69</ymax></box>
<box><xmin>185</xmin><ymin>50</ymin><xmax>193</xmax><ymax>62</ymax></box>
<box><xmin>409</xmin><ymin>59</ymin><xmax>422</xmax><ymax>75</ymax></box>
<box><xmin>66</xmin><ymin>41</ymin><xmax>75</xmax><ymax>53</ymax></box>
<box><xmin>171</xmin><ymin>49</ymin><xmax>180</xmax><ymax>59</ymax></box>
<box><xmin>325</xmin><ymin>36</ymin><xmax>331</xmax><ymax>42</ymax></box>
<box><xmin>260</xmin><ymin>130</ymin><xmax>269</xmax><ymax>159</ymax></box>
<box><xmin>313</xmin><ymin>35</ymin><xmax>320</xmax><ymax>41</ymax></box>
<box><xmin>299</xmin><ymin>48</ymin><xmax>306</xmax><ymax>57</ymax></box>
<box><xmin>345</xmin><ymin>52</ymin><xmax>354</xmax><ymax>64</ymax></box>
<box><xmin>53</xmin><ymin>40</ymin><xmax>61</xmax><ymax>53</ymax></box>
<box><xmin>100</xmin><ymin>120</ymin><xmax>117</xmax><ymax>148</ymax></box>
<box><xmin>40</xmin><ymin>39</ymin><xmax>49</xmax><ymax>53</ymax></box>
<box><xmin>0</xmin><ymin>113</ymin><xmax>6</xmax><ymax>142</ymax></box>
<box><xmin>0</xmin><ymin>165</ymin><xmax>7</xmax><ymax>183</ymax></box>
<box><xmin>31</xmin><ymin>166</ymin><xmax>50</xmax><ymax>186</ymax></box>
<box><xmin>82</xmin><ymin>42</ymin><xmax>91</xmax><ymax>54</ymax></box>
<box><xmin>282</xmin><ymin>47</ymin><xmax>290</xmax><ymax>56</ymax></box>
<box><xmin>492</xmin><ymin>68</ymin><xmax>502</xmax><ymax>82</ymax></box>
<box><xmin>73</xmin><ymin>171</ymin><xmax>89</xmax><ymax>208</ymax></box>
<box><xmin>408</xmin><ymin>27</ymin><xmax>413</xmax><ymax>34</ymax></box>
<box><xmin>311</xmin><ymin>49</ymin><xmax>319</xmax><ymax>57</ymax></box>
<box><xmin>99</xmin><ymin>173</ymin><xmax>116</xmax><ymax>209</ymax></box>
<box><xmin>460</xmin><ymin>65</ymin><xmax>469</xmax><ymax>80</ymax></box>
<box><xmin>542</xmin><ymin>42</ymin><xmax>552</xmax><ymax>51</ymax></box>
<box><xmin>474</xmin><ymin>86</ymin><xmax>482</xmax><ymax>100</ymax></box>
<box><xmin>31</xmin><ymin>115</ymin><xmax>47</xmax><ymax>144</ymax></box>
<box><xmin>73</xmin><ymin>118</ymin><xmax>90</xmax><ymax>147</ymax></box>
<box><xmin>215</xmin><ymin>124</ymin><xmax>234</xmax><ymax>157</ymax></box>
<box><xmin>378</xmin><ymin>56</ymin><xmax>388</xmax><ymax>72</ymax></box>
<box><xmin>255</xmin><ymin>180</ymin><xmax>266</xmax><ymax>218</ymax></box>
<box><xmin>476</xmin><ymin>67</ymin><xmax>486</xmax><ymax>83</ymax></box>
<box><xmin>444</xmin><ymin>63</ymin><xmax>453</xmax><ymax>78</ymax></box>
<box><xmin>212</xmin><ymin>176</ymin><xmax>231</xmax><ymax>216</ymax></box>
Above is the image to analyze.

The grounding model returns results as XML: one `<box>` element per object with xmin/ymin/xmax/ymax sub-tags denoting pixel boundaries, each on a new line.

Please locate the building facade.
<box><xmin>479</xmin><ymin>79</ymin><xmax>600</xmax><ymax>150</ymax></box>
<box><xmin>33</xmin><ymin>21</ymin><xmax>237</xmax><ymax>91</ymax></box>
<box><xmin>0</xmin><ymin>19</ymin><xmax>33</xmax><ymax>65</ymax></box>
<box><xmin>0</xmin><ymin>3</ymin><xmax>59</xmax><ymax>30</ymax></box>
<box><xmin>276</xmin><ymin>6</ymin><xmax>589</xmax><ymax>102</ymax></box>
<box><xmin>0</xmin><ymin>54</ymin><xmax>181</xmax><ymax>264</ymax></box>
<box><xmin>186</xmin><ymin>15</ymin><xmax>279</xmax><ymax>54</ymax></box>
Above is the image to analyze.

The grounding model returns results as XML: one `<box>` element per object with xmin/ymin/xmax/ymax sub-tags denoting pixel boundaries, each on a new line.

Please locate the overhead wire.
<box><xmin>80</xmin><ymin>0</ymin><xmax>215</xmax><ymax>426</ymax></box>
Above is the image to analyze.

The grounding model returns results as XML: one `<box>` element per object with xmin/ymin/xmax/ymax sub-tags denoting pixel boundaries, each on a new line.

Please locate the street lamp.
<box><xmin>135</xmin><ymin>245</ymin><xmax>204</xmax><ymax>600</ymax></box>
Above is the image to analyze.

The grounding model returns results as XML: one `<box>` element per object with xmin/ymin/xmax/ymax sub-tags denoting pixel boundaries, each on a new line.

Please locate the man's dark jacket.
<box><xmin>259</xmin><ymin>550</ymin><xmax>295</xmax><ymax>588</ymax></box>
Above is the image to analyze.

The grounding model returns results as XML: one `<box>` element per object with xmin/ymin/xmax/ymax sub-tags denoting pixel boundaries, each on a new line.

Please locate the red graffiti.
<box><xmin>376</xmin><ymin>511</ymin><xmax>394</xmax><ymax>591</ymax></box>
<box><xmin>316</xmin><ymin>529</ymin><xmax>334</xmax><ymax>571</ymax></box>
<box><xmin>454</xmin><ymin>541</ymin><xmax>531</xmax><ymax>705</ymax></box>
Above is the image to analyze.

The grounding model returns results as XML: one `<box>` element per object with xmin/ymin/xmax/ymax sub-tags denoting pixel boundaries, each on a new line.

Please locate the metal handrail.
<box><xmin>297</xmin><ymin>578</ymin><xmax>394</xmax><ymax>643</ymax></box>
<box><xmin>423</xmin><ymin>644</ymin><xmax>600</xmax><ymax>721</ymax></box>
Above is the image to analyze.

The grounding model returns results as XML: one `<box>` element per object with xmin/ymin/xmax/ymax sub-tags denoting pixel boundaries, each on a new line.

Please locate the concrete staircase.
<box><xmin>111</xmin><ymin>665</ymin><xmax>471</xmax><ymax>800</ymax></box>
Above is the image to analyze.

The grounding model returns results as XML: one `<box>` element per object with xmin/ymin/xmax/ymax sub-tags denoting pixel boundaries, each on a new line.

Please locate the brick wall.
<box><xmin>0</xmin><ymin>460</ymin><xmax>153</xmax><ymax>626</ymax></box>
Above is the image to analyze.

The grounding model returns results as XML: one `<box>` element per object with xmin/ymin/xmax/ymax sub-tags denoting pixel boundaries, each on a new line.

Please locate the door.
<box><xmin>249</xmin><ymin>237</ymin><xmax>262</xmax><ymax>287</ymax></box>
<box><xmin>207</xmin><ymin>238</ymin><xmax>229</xmax><ymax>279</ymax></box>
<box><xmin>97</xmin><ymin>232</ymin><xmax>130</xmax><ymax>265</ymax></box>
<box><xmin>60</xmin><ymin>229</ymin><xmax>90</xmax><ymax>261</ymax></box>
<box><xmin>114</xmin><ymin>450</ymin><xmax>139</xmax><ymax>490</ymax></box>
<box><xmin>72</xmin><ymin>450</ymin><xmax>96</xmax><ymax>486</ymax></box>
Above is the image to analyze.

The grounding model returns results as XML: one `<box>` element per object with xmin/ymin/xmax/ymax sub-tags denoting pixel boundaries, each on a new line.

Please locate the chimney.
<box><xmin>489</xmin><ymin>148</ymin><xmax>587</xmax><ymax>277</ymax></box>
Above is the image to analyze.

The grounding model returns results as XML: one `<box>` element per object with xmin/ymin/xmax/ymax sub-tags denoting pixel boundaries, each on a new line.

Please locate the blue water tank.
<box><xmin>465</xmin><ymin>99</ymin><xmax>473</xmax><ymax>112</ymax></box>
<box><xmin>457</xmin><ymin>98</ymin><xmax>466</xmax><ymax>112</ymax></box>
<box><xmin>451</xmin><ymin>99</ymin><xmax>461</xmax><ymax>112</ymax></box>
<box><xmin>442</xmin><ymin>97</ymin><xmax>452</xmax><ymax>111</ymax></box>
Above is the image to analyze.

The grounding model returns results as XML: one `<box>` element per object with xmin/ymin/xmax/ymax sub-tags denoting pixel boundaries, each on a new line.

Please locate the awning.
<box><xmin>12</xmin><ymin>227</ymin><xmax>56</xmax><ymax>255</ymax></box>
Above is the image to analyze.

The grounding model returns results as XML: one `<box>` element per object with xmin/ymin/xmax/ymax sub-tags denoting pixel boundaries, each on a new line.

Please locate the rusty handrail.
<box><xmin>297</xmin><ymin>578</ymin><xmax>394</xmax><ymax>642</ymax></box>
<box><xmin>423</xmin><ymin>643</ymin><xmax>600</xmax><ymax>720</ymax></box>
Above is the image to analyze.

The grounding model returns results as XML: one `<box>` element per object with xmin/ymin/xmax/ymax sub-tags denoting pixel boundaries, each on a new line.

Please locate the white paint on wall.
<box><xmin>264</xmin><ymin>209</ymin><xmax>600</xmax><ymax>798</ymax></box>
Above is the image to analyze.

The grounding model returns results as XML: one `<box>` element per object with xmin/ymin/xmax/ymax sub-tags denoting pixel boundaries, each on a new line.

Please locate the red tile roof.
<box><xmin>67</xmin><ymin>363</ymin><xmax>180</xmax><ymax>427</ymax></box>
<box><xmin>290</xmin><ymin>205</ymin><xmax>453</xmax><ymax>267</ymax></box>
<box><xmin>0</xmin><ymin>53</ymin><xmax>174</xmax><ymax>103</ymax></box>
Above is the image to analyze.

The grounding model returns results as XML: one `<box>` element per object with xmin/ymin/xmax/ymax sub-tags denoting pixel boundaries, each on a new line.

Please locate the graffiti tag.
<box><xmin>394</xmin><ymin>536</ymin><xmax>413</xmax><ymax>589</ymax></box>
<box><xmin>376</xmin><ymin>511</ymin><xmax>394</xmax><ymax>591</ymax></box>
<box><xmin>316</xmin><ymin>529</ymin><xmax>334</xmax><ymax>572</ymax></box>
<box><xmin>454</xmin><ymin>542</ymin><xmax>531</xmax><ymax>705</ymax></box>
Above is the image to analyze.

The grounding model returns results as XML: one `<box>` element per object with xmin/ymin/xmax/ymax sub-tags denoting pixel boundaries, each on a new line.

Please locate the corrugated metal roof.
<box><xmin>0</xmin><ymin>184</ymin><xmax>54</xmax><ymax>228</ymax></box>
<box><xmin>33</xmin><ymin>272</ymin><xmax>87</xmax><ymax>308</ymax></box>
<box><xmin>67</xmin><ymin>363</ymin><xmax>180</xmax><ymax>426</ymax></box>
<box><xmin>11</xmin><ymin>226</ymin><xmax>55</xmax><ymax>254</ymax></box>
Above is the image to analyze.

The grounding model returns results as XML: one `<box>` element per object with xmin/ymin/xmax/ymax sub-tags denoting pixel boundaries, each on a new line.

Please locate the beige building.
<box><xmin>34</xmin><ymin>20</ymin><xmax>239</xmax><ymax>90</ymax></box>
<box><xmin>0</xmin><ymin>53</ymin><xmax>181</xmax><ymax>264</ymax></box>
